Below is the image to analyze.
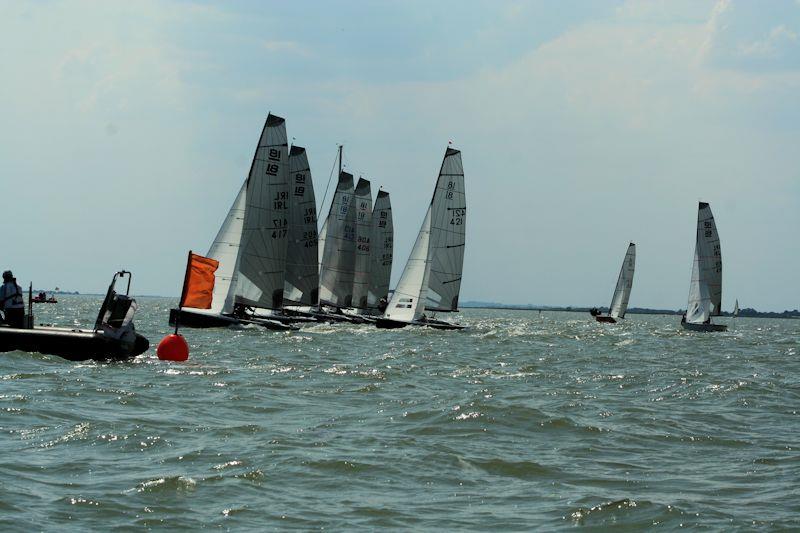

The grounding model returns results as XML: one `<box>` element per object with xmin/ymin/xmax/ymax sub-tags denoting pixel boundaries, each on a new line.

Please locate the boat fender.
<box><xmin>157</xmin><ymin>334</ymin><xmax>189</xmax><ymax>361</ymax></box>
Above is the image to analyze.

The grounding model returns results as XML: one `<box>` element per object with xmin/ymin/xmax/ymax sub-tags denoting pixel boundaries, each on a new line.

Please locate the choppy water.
<box><xmin>1</xmin><ymin>295</ymin><xmax>798</xmax><ymax>530</ymax></box>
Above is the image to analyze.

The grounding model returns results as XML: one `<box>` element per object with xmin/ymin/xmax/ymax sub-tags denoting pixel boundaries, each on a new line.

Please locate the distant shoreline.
<box><xmin>461</xmin><ymin>303</ymin><xmax>800</xmax><ymax>319</ymax></box>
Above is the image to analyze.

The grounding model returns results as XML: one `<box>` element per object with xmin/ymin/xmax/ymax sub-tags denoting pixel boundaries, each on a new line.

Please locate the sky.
<box><xmin>1</xmin><ymin>0</ymin><xmax>798</xmax><ymax>311</ymax></box>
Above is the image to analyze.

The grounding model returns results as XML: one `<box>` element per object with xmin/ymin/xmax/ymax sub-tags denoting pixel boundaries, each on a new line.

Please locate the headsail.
<box><xmin>318</xmin><ymin>172</ymin><xmax>356</xmax><ymax>307</ymax></box>
<box><xmin>284</xmin><ymin>146</ymin><xmax>319</xmax><ymax>306</ymax></box>
<box><xmin>609</xmin><ymin>243</ymin><xmax>636</xmax><ymax>319</ymax></box>
<box><xmin>686</xmin><ymin>202</ymin><xmax>722</xmax><ymax>324</ymax></box>
<box><xmin>204</xmin><ymin>181</ymin><xmax>247</xmax><ymax>314</ymax></box>
<box><xmin>368</xmin><ymin>190</ymin><xmax>393</xmax><ymax>308</ymax></box>
<box><xmin>383</xmin><ymin>207</ymin><xmax>432</xmax><ymax>322</ymax></box>
<box><xmin>233</xmin><ymin>113</ymin><xmax>290</xmax><ymax>310</ymax></box>
<box><xmin>425</xmin><ymin>148</ymin><xmax>466</xmax><ymax>312</ymax></box>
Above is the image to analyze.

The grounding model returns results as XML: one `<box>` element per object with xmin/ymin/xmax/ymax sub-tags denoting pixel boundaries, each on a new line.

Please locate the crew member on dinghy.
<box><xmin>1</xmin><ymin>271</ymin><xmax>24</xmax><ymax>328</ymax></box>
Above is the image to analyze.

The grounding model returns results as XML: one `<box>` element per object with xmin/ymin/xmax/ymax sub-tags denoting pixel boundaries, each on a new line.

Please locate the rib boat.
<box><xmin>0</xmin><ymin>271</ymin><xmax>149</xmax><ymax>361</ymax></box>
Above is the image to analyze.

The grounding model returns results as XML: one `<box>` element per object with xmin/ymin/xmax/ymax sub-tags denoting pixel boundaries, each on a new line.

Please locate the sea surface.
<box><xmin>1</xmin><ymin>295</ymin><xmax>798</xmax><ymax>530</ymax></box>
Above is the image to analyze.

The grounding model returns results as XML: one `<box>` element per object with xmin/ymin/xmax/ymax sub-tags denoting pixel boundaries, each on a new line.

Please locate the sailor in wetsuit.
<box><xmin>1</xmin><ymin>271</ymin><xmax>25</xmax><ymax>328</ymax></box>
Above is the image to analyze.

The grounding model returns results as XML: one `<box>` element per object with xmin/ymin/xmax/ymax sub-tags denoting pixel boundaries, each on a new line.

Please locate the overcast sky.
<box><xmin>2</xmin><ymin>0</ymin><xmax>798</xmax><ymax>311</ymax></box>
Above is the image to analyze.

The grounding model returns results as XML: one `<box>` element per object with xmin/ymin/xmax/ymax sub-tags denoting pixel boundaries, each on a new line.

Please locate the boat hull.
<box><xmin>169</xmin><ymin>308</ymin><xmax>298</xmax><ymax>331</ymax></box>
<box><xmin>681</xmin><ymin>321</ymin><xmax>727</xmax><ymax>332</ymax></box>
<box><xmin>594</xmin><ymin>315</ymin><xmax>617</xmax><ymax>323</ymax></box>
<box><xmin>0</xmin><ymin>325</ymin><xmax>149</xmax><ymax>362</ymax></box>
<box><xmin>375</xmin><ymin>317</ymin><xmax>466</xmax><ymax>330</ymax></box>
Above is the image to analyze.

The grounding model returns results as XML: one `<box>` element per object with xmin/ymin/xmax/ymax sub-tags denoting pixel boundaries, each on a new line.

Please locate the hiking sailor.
<box><xmin>1</xmin><ymin>271</ymin><xmax>25</xmax><ymax>328</ymax></box>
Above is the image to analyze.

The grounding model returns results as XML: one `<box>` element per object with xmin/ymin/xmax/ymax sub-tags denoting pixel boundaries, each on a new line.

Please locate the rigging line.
<box><xmin>319</xmin><ymin>145</ymin><xmax>341</xmax><ymax>219</ymax></box>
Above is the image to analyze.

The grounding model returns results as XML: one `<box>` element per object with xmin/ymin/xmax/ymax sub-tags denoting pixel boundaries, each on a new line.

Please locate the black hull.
<box><xmin>375</xmin><ymin>318</ymin><xmax>466</xmax><ymax>330</ymax></box>
<box><xmin>681</xmin><ymin>321</ymin><xmax>727</xmax><ymax>332</ymax></box>
<box><xmin>594</xmin><ymin>315</ymin><xmax>617</xmax><ymax>323</ymax></box>
<box><xmin>313</xmin><ymin>311</ymin><xmax>367</xmax><ymax>324</ymax></box>
<box><xmin>169</xmin><ymin>308</ymin><xmax>298</xmax><ymax>331</ymax></box>
<box><xmin>0</xmin><ymin>326</ymin><xmax>149</xmax><ymax>362</ymax></box>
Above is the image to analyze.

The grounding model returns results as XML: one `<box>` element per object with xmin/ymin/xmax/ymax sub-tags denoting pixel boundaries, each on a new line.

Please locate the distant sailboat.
<box><xmin>169</xmin><ymin>114</ymin><xmax>297</xmax><ymax>331</ymax></box>
<box><xmin>592</xmin><ymin>243</ymin><xmax>635</xmax><ymax>324</ymax></box>
<box><xmin>681</xmin><ymin>202</ymin><xmax>727</xmax><ymax>332</ymax></box>
<box><xmin>376</xmin><ymin>147</ymin><xmax>466</xmax><ymax>330</ymax></box>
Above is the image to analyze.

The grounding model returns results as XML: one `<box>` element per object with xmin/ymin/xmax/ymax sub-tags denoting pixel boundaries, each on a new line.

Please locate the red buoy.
<box><xmin>157</xmin><ymin>334</ymin><xmax>189</xmax><ymax>361</ymax></box>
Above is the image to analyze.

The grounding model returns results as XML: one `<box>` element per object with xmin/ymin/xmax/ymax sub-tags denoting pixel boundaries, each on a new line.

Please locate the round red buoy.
<box><xmin>156</xmin><ymin>334</ymin><xmax>189</xmax><ymax>361</ymax></box>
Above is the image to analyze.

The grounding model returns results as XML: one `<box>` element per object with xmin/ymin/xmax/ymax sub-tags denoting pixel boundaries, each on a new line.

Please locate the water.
<box><xmin>1</xmin><ymin>296</ymin><xmax>798</xmax><ymax>530</ymax></box>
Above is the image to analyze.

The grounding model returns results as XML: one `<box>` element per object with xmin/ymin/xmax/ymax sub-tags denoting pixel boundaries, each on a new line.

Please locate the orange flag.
<box><xmin>179</xmin><ymin>252</ymin><xmax>219</xmax><ymax>309</ymax></box>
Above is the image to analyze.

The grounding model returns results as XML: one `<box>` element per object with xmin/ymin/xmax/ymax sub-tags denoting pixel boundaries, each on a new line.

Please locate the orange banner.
<box><xmin>180</xmin><ymin>252</ymin><xmax>219</xmax><ymax>309</ymax></box>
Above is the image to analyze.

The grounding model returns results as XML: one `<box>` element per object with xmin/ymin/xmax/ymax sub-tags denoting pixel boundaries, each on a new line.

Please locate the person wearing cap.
<box><xmin>1</xmin><ymin>270</ymin><xmax>25</xmax><ymax>328</ymax></box>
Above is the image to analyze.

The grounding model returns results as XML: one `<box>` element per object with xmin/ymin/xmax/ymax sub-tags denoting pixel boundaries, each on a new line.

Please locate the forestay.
<box><xmin>284</xmin><ymin>146</ymin><xmax>319</xmax><ymax>306</ymax></box>
<box><xmin>352</xmin><ymin>178</ymin><xmax>373</xmax><ymax>309</ymax></box>
<box><xmin>233</xmin><ymin>113</ymin><xmax>290</xmax><ymax>310</ymax></box>
<box><xmin>319</xmin><ymin>172</ymin><xmax>356</xmax><ymax>307</ymax></box>
<box><xmin>383</xmin><ymin>208</ymin><xmax>432</xmax><ymax>322</ymax></box>
<box><xmin>368</xmin><ymin>190</ymin><xmax>393</xmax><ymax>308</ymax></box>
<box><xmin>425</xmin><ymin>148</ymin><xmax>466</xmax><ymax>312</ymax></box>
<box><xmin>609</xmin><ymin>243</ymin><xmax>636</xmax><ymax>319</ymax></box>
<box><xmin>686</xmin><ymin>202</ymin><xmax>722</xmax><ymax>324</ymax></box>
<box><xmin>203</xmin><ymin>181</ymin><xmax>246</xmax><ymax>314</ymax></box>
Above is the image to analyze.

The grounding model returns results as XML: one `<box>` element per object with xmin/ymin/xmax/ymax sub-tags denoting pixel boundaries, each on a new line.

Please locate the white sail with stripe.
<box><xmin>203</xmin><ymin>181</ymin><xmax>247</xmax><ymax>314</ymax></box>
<box><xmin>383</xmin><ymin>207</ymin><xmax>432</xmax><ymax>323</ymax></box>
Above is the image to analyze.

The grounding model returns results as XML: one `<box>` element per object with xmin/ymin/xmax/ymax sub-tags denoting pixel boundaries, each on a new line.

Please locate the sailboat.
<box><xmin>315</xmin><ymin>146</ymin><xmax>366</xmax><ymax>323</ymax></box>
<box><xmin>376</xmin><ymin>147</ymin><xmax>466</xmax><ymax>330</ymax></box>
<box><xmin>367</xmin><ymin>189</ymin><xmax>393</xmax><ymax>314</ymax></box>
<box><xmin>168</xmin><ymin>113</ymin><xmax>297</xmax><ymax>331</ymax></box>
<box><xmin>681</xmin><ymin>202</ymin><xmax>727</xmax><ymax>332</ymax></box>
<box><xmin>592</xmin><ymin>243</ymin><xmax>635</xmax><ymax>323</ymax></box>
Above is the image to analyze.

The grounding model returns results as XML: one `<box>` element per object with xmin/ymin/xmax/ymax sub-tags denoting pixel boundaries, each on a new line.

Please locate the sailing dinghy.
<box><xmin>315</xmin><ymin>147</ymin><xmax>366</xmax><ymax>324</ymax></box>
<box><xmin>0</xmin><ymin>271</ymin><xmax>149</xmax><ymax>361</ymax></box>
<box><xmin>168</xmin><ymin>114</ymin><xmax>298</xmax><ymax>331</ymax></box>
<box><xmin>681</xmin><ymin>202</ymin><xmax>727</xmax><ymax>332</ymax></box>
<box><xmin>592</xmin><ymin>243</ymin><xmax>635</xmax><ymax>323</ymax></box>
<box><xmin>376</xmin><ymin>147</ymin><xmax>466</xmax><ymax>330</ymax></box>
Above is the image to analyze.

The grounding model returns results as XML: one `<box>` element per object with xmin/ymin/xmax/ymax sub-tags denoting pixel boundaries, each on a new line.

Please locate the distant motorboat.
<box><xmin>681</xmin><ymin>202</ymin><xmax>727</xmax><ymax>332</ymax></box>
<box><xmin>32</xmin><ymin>291</ymin><xmax>57</xmax><ymax>304</ymax></box>
<box><xmin>592</xmin><ymin>243</ymin><xmax>635</xmax><ymax>324</ymax></box>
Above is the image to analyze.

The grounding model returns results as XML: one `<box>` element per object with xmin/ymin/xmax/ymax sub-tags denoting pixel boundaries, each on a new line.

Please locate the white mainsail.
<box><xmin>233</xmin><ymin>113</ymin><xmax>291</xmax><ymax>310</ymax></box>
<box><xmin>319</xmin><ymin>171</ymin><xmax>356</xmax><ymax>307</ymax></box>
<box><xmin>368</xmin><ymin>190</ymin><xmax>393</xmax><ymax>308</ymax></box>
<box><xmin>383</xmin><ymin>208</ymin><xmax>432</xmax><ymax>322</ymax></box>
<box><xmin>284</xmin><ymin>145</ymin><xmax>319</xmax><ymax>306</ymax></box>
<box><xmin>609</xmin><ymin>243</ymin><xmax>636</xmax><ymax>319</ymax></box>
<box><xmin>203</xmin><ymin>181</ymin><xmax>247</xmax><ymax>314</ymax></box>
<box><xmin>425</xmin><ymin>148</ymin><xmax>466</xmax><ymax>312</ymax></box>
<box><xmin>352</xmin><ymin>178</ymin><xmax>373</xmax><ymax>309</ymax></box>
<box><xmin>686</xmin><ymin>202</ymin><xmax>722</xmax><ymax>324</ymax></box>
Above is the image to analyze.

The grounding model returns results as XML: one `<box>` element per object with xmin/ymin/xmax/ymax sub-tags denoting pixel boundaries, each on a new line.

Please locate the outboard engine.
<box><xmin>94</xmin><ymin>271</ymin><xmax>148</xmax><ymax>356</ymax></box>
